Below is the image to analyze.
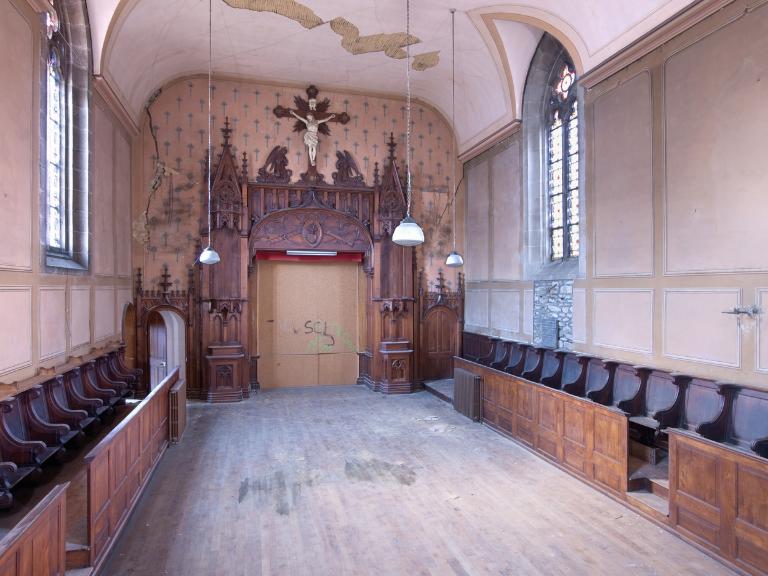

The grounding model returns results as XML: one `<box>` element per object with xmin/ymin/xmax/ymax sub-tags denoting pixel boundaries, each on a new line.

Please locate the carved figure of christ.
<box><xmin>290</xmin><ymin>110</ymin><xmax>335</xmax><ymax>167</ymax></box>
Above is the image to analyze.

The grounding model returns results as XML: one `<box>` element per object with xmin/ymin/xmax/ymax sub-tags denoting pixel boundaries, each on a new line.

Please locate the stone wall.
<box><xmin>533</xmin><ymin>280</ymin><xmax>573</xmax><ymax>349</ymax></box>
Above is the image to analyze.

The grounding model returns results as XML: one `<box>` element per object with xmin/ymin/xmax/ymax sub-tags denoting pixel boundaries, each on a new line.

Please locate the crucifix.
<box><xmin>273</xmin><ymin>85</ymin><xmax>350</xmax><ymax>184</ymax></box>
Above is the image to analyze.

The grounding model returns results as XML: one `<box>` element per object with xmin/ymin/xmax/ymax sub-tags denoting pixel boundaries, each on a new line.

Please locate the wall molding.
<box><xmin>490</xmin><ymin>289</ymin><xmax>521</xmax><ymax>334</ymax></box>
<box><xmin>458</xmin><ymin>120</ymin><xmax>521</xmax><ymax>164</ymax></box>
<box><xmin>662</xmin><ymin>288</ymin><xmax>741</xmax><ymax>368</ymax></box>
<box><xmin>572</xmin><ymin>288</ymin><xmax>587</xmax><ymax>344</ymax></box>
<box><xmin>39</xmin><ymin>285</ymin><xmax>66</xmax><ymax>361</ymax></box>
<box><xmin>69</xmin><ymin>285</ymin><xmax>91</xmax><ymax>349</ymax></box>
<box><xmin>591</xmin><ymin>69</ymin><xmax>655</xmax><ymax>280</ymax></box>
<box><xmin>0</xmin><ymin>287</ymin><xmax>33</xmax><ymax>376</ymax></box>
<box><xmin>465</xmin><ymin>288</ymin><xmax>490</xmax><ymax>329</ymax></box>
<box><xmin>580</xmin><ymin>0</ymin><xmax>736</xmax><ymax>89</ymax></box>
<box><xmin>661</xmin><ymin>0</ymin><xmax>768</xmax><ymax>276</ymax></box>
<box><xmin>93</xmin><ymin>75</ymin><xmax>139</xmax><ymax>137</ymax></box>
<box><xmin>592</xmin><ymin>288</ymin><xmax>654</xmax><ymax>354</ymax></box>
<box><xmin>756</xmin><ymin>289</ymin><xmax>768</xmax><ymax>373</ymax></box>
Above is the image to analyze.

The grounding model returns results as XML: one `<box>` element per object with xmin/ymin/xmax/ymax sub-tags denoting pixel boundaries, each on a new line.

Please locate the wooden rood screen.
<box><xmin>86</xmin><ymin>368</ymin><xmax>178</xmax><ymax>568</ymax></box>
<box><xmin>0</xmin><ymin>483</ymin><xmax>68</xmax><ymax>576</ymax></box>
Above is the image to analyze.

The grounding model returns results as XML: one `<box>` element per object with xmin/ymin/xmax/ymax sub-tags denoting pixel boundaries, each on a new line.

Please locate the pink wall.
<box><xmin>136</xmin><ymin>76</ymin><xmax>460</xmax><ymax>291</ymax></box>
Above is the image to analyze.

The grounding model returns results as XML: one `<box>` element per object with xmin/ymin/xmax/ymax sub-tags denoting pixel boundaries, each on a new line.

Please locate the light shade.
<box><xmin>445</xmin><ymin>251</ymin><xmax>464</xmax><ymax>268</ymax></box>
<box><xmin>199</xmin><ymin>245</ymin><xmax>220</xmax><ymax>265</ymax></box>
<box><xmin>392</xmin><ymin>216</ymin><xmax>424</xmax><ymax>246</ymax></box>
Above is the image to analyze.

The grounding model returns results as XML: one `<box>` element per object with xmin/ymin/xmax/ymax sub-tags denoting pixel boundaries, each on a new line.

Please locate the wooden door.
<box><xmin>148</xmin><ymin>312</ymin><xmax>168</xmax><ymax>388</ymax></box>
<box><xmin>420</xmin><ymin>306</ymin><xmax>458</xmax><ymax>381</ymax></box>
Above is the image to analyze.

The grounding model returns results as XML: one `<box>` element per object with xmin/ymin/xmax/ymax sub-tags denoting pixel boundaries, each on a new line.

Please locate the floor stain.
<box><xmin>238</xmin><ymin>477</ymin><xmax>249</xmax><ymax>503</ymax></box>
<box><xmin>238</xmin><ymin>469</ymin><xmax>317</xmax><ymax>515</ymax></box>
<box><xmin>344</xmin><ymin>457</ymin><xmax>416</xmax><ymax>486</ymax></box>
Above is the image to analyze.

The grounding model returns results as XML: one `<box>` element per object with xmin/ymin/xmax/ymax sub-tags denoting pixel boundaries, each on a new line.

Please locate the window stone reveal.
<box><xmin>533</xmin><ymin>280</ymin><xmax>573</xmax><ymax>349</ymax></box>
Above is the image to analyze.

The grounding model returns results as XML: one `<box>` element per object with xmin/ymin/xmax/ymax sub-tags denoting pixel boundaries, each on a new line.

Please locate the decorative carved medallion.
<box><xmin>301</xmin><ymin>215</ymin><xmax>323</xmax><ymax>247</ymax></box>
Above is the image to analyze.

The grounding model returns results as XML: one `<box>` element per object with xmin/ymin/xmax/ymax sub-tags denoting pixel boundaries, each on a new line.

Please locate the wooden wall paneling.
<box><xmin>86</xmin><ymin>368</ymin><xmax>176</xmax><ymax>570</ymax></box>
<box><xmin>514</xmin><ymin>379</ymin><xmax>537</xmax><ymax>448</ymax></box>
<box><xmin>562</xmin><ymin>399</ymin><xmax>591</xmax><ymax>477</ymax></box>
<box><xmin>535</xmin><ymin>387</ymin><xmax>563</xmax><ymax>462</ymax></box>
<box><xmin>458</xmin><ymin>356</ymin><xmax>628</xmax><ymax>498</ymax></box>
<box><xmin>591</xmin><ymin>409</ymin><xmax>628</xmax><ymax>494</ymax></box>
<box><xmin>733</xmin><ymin>460</ymin><xmax>768</xmax><ymax>573</ymax></box>
<box><xmin>0</xmin><ymin>483</ymin><xmax>68</xmax><ymax>576</ymax></box>
<box><xmin>669</xmin><ymin>430</ymin><xmax>768</xmax><ymax>575</ymax></box>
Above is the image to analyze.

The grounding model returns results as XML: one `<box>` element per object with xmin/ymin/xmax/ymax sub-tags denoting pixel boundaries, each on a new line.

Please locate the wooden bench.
<box><xmin>503</xmin><ymin>342</ymin><xmax>528</xmax><ymax>376</ymax></box>
<box><xmin>81</xmin><ymin>361</ymin><xmax>123</xmax><ymax>409</ymax></box>
<box><xmin>63</xmin><ymin>368</ymin><xmax>111</xmax><ymax>421</ymax></box>
<box><xmin>677</xmin><ymin>377</ymin><xmax>731</xmax><ymax>441</ymax></box>
<box><xmin>723</xmin><ymin>386</ymin><xmax>768</xmax><ymax>458</ymax></box>
<box><xmin>583</xmin><ymin>358</ymin><xmax>617</xmax><ymax>405</ymax></box>
<box><xmin>539</xmin><ymin>349</ymin><xmax>566</xmax><ymax>388</ymax></box>
<box><xmin>42</xmin><ymin>376</ymin><xmax>97</xmax><ymax>433</ymax></box>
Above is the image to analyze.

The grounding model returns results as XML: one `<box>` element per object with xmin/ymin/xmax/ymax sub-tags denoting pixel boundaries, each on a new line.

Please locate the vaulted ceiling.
<box><xmin>87</xmin><ymin>0</ymin><xmax>697</xmax><ymax>152</ymax></box>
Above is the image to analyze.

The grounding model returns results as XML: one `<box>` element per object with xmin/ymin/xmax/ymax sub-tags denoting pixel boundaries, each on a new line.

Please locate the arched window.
<box><xmin>522</xmin><ymin>33</ymin><xmax>582</xmax><ymax>280</ymax></box>
<box><xmin>46</xmin><ymin>47</ymin><xmax>67</xmax><ymax>252</ymax></box>
<box><xmin>546</xmin><ymin>60</ymin><xmax>579</xmax><ymax>260</ymax></box>
<box><xmin>43</xmin><ymin>0</ymin><xmax>89</xmax><ymax>270</ymax></box>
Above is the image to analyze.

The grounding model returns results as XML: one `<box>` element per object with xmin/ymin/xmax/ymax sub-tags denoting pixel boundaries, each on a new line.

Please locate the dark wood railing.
<box><xmin>0</xmin><ymin>483</ymin><xmax>68</xmax><ymax>575</ymax></box>
<box><xmin>85</xmin><ymin>368</ymin><xmax>177</xmax><ymax>569</ymax></box>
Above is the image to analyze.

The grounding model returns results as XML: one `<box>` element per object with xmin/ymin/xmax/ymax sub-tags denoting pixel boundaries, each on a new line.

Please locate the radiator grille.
<box><xmin>169</xmin><ymin>378</ymin><xmax>187</xmax><ymax>443</ymax></box>
<box><xmin>454</xmin><ymin>368</ymin><xmax>482</xmax><ymax>421</ymax></box>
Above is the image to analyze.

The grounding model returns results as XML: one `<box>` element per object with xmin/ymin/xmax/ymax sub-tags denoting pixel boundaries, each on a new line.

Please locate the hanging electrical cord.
<box><xmin>392</xmin><ymin>0</ymin><xmax>425</xmax><ymax>247</ymax></box>
<box><xmin>445</xmin><ymin>8</ymin><xmax>464</xmax><ymax>267</ymax></box>
<box><xmin>199</xmin><ymin>0</ymin><xmax>220</xmax><ymax>265</ymax></box>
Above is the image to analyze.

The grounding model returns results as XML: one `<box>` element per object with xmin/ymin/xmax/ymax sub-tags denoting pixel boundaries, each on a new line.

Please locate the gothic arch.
<box><xmin>248</xmin><ymin>193</ymin><xmax>374</xmax><ymax>262</ymax></box>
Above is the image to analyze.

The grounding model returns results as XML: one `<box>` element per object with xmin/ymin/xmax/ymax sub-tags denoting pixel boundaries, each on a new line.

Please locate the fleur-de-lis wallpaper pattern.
<box><xmin>138</xmin><ymin>76</ymin><xmax>459</xmax><ymax>291</ymax></box>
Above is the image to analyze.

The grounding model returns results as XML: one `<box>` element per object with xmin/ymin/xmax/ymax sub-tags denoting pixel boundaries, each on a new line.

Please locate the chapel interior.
<box><xmin>0</xmin><ymin>0</ymin><xmax>767</xmax><ymax>574</ymax></box>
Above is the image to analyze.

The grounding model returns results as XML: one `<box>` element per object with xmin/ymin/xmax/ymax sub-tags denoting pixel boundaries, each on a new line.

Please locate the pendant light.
<box><xmin>199</xmin><ymin>0</ymin><xmax>220</xmax><ymax>265</ymax></box>
<box><xmin>445</xmin><ymin>8</ymin><xmax>464</xmax><ymax>268</ymax></box>
<box><xmin>392</xmin><ymin>0</ymin><xmax>425</xmax><ymax>247</ymax></box>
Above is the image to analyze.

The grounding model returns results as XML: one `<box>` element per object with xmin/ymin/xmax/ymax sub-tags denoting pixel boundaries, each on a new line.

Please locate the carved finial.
<box><xmin>241</xmin><ymin>151</ymin><xmax>249</xmax><ymax>180</ymax></box>
<box><xmin>222</xmin><ymin>116</ymin><xmax>232</xmax><ymax>147</ymax></box>
<box><xmin>135</xmin><ymin>268</ymin><xmax>143</xmax><ymax>295</ymax></box>
<box><xmin>159</xmin><ymin>264</ymin><xmax>173</xmax><ymax>295</ymax></box>
<box><xmin>373</xmin><ymin>162</ymin><xmax>380</xmax><ymax>185</ymax></box>
<box><xmin>187</xmin><ymin>266</ymin><xmax>195</xmax><ymax>294</ymax></box>
<box><xmin>387</xmin><ymin>132</ymin><xmax>397</xmax><ymax>162</ymax></box>
<box><xmin>437</xmin><ymin>269</ymin><xmax>447</xmax><ymax>293</ymax></box>
<box><xmin>306</xmin><ymin>84</ymin><xmax>319</xmax><ymax>100</ymax></box>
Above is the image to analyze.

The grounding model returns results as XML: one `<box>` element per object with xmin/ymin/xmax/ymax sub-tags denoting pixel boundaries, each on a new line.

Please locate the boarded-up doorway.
<box><xmin>256</xmin><ymin>260</ymin><xmax>364</xmax><ymax>388</ymax></box>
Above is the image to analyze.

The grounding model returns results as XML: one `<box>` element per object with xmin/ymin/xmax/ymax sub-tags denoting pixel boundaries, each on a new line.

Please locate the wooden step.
<box><xmin>649</xmin><ymin>477</ymin><xmax>669</xmax><ymax>499</ymax></box>
<box><xmin>65</xmin><ymin>543</ymin><xmax>90</xmax><ymax>570</ymax></box>
<box><xmin>627</xmin><ymin>490</ymin><xmax>669</xmax><ymax>523</ymax></box>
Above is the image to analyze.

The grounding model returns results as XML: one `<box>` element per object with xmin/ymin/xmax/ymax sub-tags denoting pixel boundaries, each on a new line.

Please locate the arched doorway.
<box><xmin>147</xmin><ymin>309</ymin><xmax>187</xmax><ymax>389</ymax></box>
<box><xmin>121</xmin><ymin>302</ymin><xmax>137</xmax><ymax>369</ymax></box>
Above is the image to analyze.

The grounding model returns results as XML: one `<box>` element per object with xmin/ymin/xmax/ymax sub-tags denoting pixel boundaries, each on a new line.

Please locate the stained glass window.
<box><xmin>547</xmin><ymin>61</ymin><xmax>579</xmax><ymax>260</ymax></box>
<box><xmin>46</xmin><ymin>48</ymin><xmax>67</xmax><ymax>253</ymax></box>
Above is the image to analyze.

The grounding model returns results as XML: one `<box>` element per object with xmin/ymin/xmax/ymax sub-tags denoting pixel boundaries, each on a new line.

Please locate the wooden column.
<box><xmin>200</xmin><ymin>119</ymin><xmax>250</xmax><ymax>402</ymax></box>
<box><xmin>368</xmin><ymin>135</ymin><xmax>418</xmax><ymax>394</ymax></box>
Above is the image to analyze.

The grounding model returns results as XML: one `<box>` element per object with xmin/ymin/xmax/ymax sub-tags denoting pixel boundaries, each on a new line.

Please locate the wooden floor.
<box><xmin>102</xmin><ymin>386</ymin><xmax>735</xmax><ymax>576</ymax></box>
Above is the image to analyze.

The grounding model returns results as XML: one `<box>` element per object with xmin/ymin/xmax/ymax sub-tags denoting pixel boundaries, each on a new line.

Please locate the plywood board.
<box><xmin>257</xmin><ymin>261</ymin><xmax>360</xmax><ymax>388</ymax></box>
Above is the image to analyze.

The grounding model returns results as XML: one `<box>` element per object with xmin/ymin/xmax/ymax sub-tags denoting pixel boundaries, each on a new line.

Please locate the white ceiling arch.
<box><xmin>87</xmin><ymin>0</ymin><xmax>698</xmax><ymax>152</ymax></box>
